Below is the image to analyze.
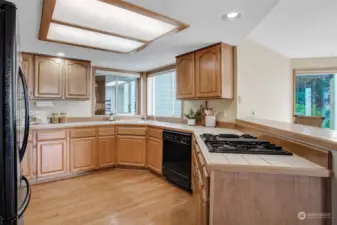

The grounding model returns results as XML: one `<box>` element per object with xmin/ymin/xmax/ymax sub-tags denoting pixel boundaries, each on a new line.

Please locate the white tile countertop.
<box><xmin>237</xmin><ymin>117</ymin><xmax>337</xmax><ymax>151</ymax></box>
<box><xmin>30</xmin><ymin>120</ymin><xmax>330</xmax><ymax>177</ymax></box>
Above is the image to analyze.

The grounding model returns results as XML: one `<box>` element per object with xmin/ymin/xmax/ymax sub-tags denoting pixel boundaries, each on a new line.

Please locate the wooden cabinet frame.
<box><xmin>37</xmin><ymin>139</ymin><xmax>67</xmax><ymax>178</ymax></box>
<box><xmin>175</xmin><ymin>43</ymin><xmax>234</xmax><ymax>100</ymax></box>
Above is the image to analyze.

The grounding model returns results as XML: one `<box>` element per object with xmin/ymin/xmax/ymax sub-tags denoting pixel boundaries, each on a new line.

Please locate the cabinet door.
<box><xmin>21</xmin><ymin>142</ymin><xmax>33</xmax><ymax>180</ymax></box>
<box><xmin>37</xmin><ymin>140</ymin><xmax>67</xmax><ymax>178</ymax></box>
<box><xmin>20</xmin><ymin>53</ymin><xmax>34</xmax><ymax>98</ymax></box>
<box><xmin>117</xmin><ymin>136</ymin><xmax>146</xmax><ymax>167</ymax></box>
<box><xmin>147</xmin><ymin>137</ymin><xmax>163</xmax><ymax>174</ymax></box>
<box><xmin>34</xmin><ymin>55</ymin><xmax>63</xmax><ymax>98</ymax></box>
<box><xmin>71</xmin><ymin>137</ymin><xmax>96</xmax><ymax>172</ymax></box>
<box><xmin>195</xmin><ymin>45</ymin><xmax>221</xmax><ymax>98</ymax></box>
<box><xmin>176</xmin><ymin>53</ymin><xmax>195</xmax><ymax>99</ymax></box>
<box><xmin>98</xmin><ymin>136</ymin><xmax>115</xmax><ymax>168</ymax></box>
<box><xmin>201</xmin><ymin>197</ymin><xmax>209</xmax><ymax>225</ymax></box>
<box><xmin>64</xmin><ymin>59</ymin><xmax>90</xmax><ymax>99</ymax></box>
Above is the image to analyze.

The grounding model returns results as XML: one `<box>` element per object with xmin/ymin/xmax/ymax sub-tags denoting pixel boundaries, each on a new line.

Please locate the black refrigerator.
<box><xmin>0</xmin><ymin>1</ymin><xmax>31</xmax><ymax>225</ymax></box>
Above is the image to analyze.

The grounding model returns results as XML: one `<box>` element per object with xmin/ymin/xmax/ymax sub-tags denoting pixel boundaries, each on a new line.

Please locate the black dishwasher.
<box><xmin>162</xmin><ymin>130</ymin><xmax>192</xmax><ymax>192</ymax></box>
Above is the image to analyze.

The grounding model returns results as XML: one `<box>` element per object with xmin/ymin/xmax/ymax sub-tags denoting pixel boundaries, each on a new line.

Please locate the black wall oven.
<box><xmin>162</xmin><ymin>130</ymin><xmax>192</xmax><ymax>192</ymax></box>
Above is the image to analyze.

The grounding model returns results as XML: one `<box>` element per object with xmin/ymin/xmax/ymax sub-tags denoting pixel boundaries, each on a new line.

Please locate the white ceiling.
<box><xmin>249</xmin><ymin>0</ymin><xmax>337</xmax><ymax>58</ymax></box>
<box><xmin>11</xmin><ymin>0</ymin><xmax>279</xmax><ymax>71</ymax></box>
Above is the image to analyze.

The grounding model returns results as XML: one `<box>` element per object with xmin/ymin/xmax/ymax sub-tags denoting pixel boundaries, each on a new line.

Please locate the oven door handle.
<box><xmin>18</xmin><ymin>66</ymin><xmax>30</xmax><ymax>162</ymax></box>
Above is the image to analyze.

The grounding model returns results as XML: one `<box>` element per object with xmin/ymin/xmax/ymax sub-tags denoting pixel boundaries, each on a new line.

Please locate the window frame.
<box><xmin>146</xmin><ymin>65</ymin><xmax>183</xmax><ymax>119</ymax></box>
<box><xmin>292</xmin><ymin>67</ymin><xmax>337</xmax><ymax>115</ymax></box>
<box><xmin>293</xmin><ymin>68</ymin><xmax>337</xmax><ymax>129</ymax></box>
<box><xmin>92</xmin><ymin>66</ymin><xmax>141</xmax><ymax>116</ymax></box>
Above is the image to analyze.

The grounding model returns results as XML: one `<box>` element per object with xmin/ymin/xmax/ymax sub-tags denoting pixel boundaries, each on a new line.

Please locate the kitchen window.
<box><xmin>294</xmin><ymin>69</ymin><xmax>337</xmax><ymax>129</ymax></box>
<box><xmin>94</xmin><ymin>69</ymin><xmax>139</xmax><ymax>115</ymax></box>
<box><xmin>147</xmin><ymin>69</ymin><xmax>182</xmax><ymax>117</ymax></box>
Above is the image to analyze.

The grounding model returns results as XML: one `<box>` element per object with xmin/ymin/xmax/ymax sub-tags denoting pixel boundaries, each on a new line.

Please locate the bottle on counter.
<box><xmin>109</xmin><ymin>112</ymin><xmax>115</xmax><ymax>121</ymax></box>
<box><xmin>59</xmin><ymin>112</ymin><xmax>67</xmax><ymax>123</ymax></box>
<box><xmin>51</xmin><ymin>113</ymin><xmax>59</xmax><ymax>124</ymax></box>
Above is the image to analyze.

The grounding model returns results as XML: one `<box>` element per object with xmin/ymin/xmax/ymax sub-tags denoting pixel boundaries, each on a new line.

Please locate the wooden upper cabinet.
<box><xmin>20</xmin><ymin>53</ymin><xmax>34</xmax><ymax>98</ymax></box>
<box><xmin>64</xmin><ymin>59</ymin><xmax>90</xmax><ymax>99</ymax></box>
<box><xmin>147</xmin><ymin>137</ymin><xmax>163</xmax><ymax>174</ymax></box>
<box><xmin>175</xmin><ymin>43</ymin><xmax>234</xmax><ymax>99</ymax></box>
<box><xmin>195</xmin><ymin>45</ymin><xmax>221</xmax><ymax>98</ymax></box>
<box><xmin>176</xmin><ymin>53</ymin><xmax>195</xmax><ymax>99</ymax></box>
<box><xmin>117</xmin><ymin>136</ymin><xmax>146</xmax><ymax>167</ymax></box>
<box><xmin>34</xmin><ymin>55</ymin><xmax>63</xmax><ymax>99</ymax></box>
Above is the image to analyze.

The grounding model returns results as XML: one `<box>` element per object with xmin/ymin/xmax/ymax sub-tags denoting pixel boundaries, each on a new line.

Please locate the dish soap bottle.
<box><xmin>109</xmin><ymin>112</ymin><xmax>115</xmax><ymax>121</ymax></box>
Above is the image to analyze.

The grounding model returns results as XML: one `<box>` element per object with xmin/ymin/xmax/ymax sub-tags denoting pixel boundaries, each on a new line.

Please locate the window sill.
<box><xmin>147</xmin><ymin>115</ymin><xmax>186</xmax><ymax>124</ymax></box>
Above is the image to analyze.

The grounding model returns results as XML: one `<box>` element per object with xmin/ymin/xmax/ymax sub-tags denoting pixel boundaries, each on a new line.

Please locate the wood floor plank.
<box><xmin>25</xmin><ymin>169</ymin><xmax>195</xmax><ymax>225</ymax></box>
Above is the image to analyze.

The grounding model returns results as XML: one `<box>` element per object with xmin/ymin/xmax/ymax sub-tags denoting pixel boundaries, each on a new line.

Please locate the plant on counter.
<box><xmin>184</xmin><ymin>108</ymin><xmax>202</xmax><ymax>126</ymax></box>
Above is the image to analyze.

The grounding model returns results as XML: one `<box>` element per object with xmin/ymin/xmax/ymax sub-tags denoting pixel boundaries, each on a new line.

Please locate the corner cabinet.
<box><xmin>176</xmin><ymin>43</ymin><xmax>234</xmax><ymax>100</ymax></box>
<box><xmin>176</xmin><ymin>52</ymin><xmax>195</xmax><ymax>98</ymax></box>
<box><xmin>195</xmin><ymin>45</ymin><xmax>221</xmax><ymax>98</ymax></box>
<box><xmin>34</xmin><ymin>55</ymin><xmax>63</xmax><ymax>99</ymax></box>
<box><xmin>33</xmin><ymin>54</ymin><xmax>91</xmax><ymax>100</ymax></box>
<box><xmin>97</xmin><ymin>136</ymin><xmax>115</xmax><ymax>168</ymax></box>
<box><xmin>117</xmin><ymin>136</ymin><xmax>146</xmax><ymax>167</ymax></box>
<box><xmin>147</xmin><ymin>137</ymin><xmax>163</xmax><ymax>174</ymax></box>
<box><xmin>64</xmin><ymin>59</ymin><xmax>90</xmax><ymax>99</ymax></box>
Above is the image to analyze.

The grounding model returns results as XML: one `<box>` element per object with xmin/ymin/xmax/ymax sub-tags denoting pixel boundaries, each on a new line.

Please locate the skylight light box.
<box><xmin>39</xmin><ymin>0</ymin><xmax>188</xmax><ymax>53</ymax></box>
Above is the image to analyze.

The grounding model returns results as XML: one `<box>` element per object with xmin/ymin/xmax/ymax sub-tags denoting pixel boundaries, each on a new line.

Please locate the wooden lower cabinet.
<box><xmin>21</xmin><ymin>142</ymin><xmax>33</xmax><ymax>179</ymax></box>
<box><xmin>97</xmin><ymin>136</ymin><xmax>115</xmax><ymax>168</ymax></box>
<box><xmin>71</xmin><ymin>137</ymin><xmax>96</xmax><ymax>172</ymax></box>
<box><xmin>147</xmin><ymin>137</ymin><xmax>163</xmax><ymax>174</ymax></box>
<box><xmin>117</xmin><ymin>136</ymin><xmax>146</xmax><ymax>166</ymax></box>
<box><xmin>193</xmin><ymin>142</ymin><xmax>209</xmax><ymax>225</ymax></box>
<box><xmin>37</xmin><ymin>139</ymin><xmax>67</xmax><ymax>178</ymax></box>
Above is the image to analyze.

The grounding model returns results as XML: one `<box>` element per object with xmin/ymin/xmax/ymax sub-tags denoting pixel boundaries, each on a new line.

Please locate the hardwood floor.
<box><xmin>25</xmin><ymin>169</ymin><xmax>196</xmax><ymax>225</ymax></box>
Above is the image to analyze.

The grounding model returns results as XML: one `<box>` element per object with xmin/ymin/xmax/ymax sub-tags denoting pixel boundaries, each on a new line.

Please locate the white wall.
<box><xmin>292</xmin><ymin>57</ymin><xmax>337</xmax><ymax>69</ymax></box>
<box><xmin>236</xmin><ymin>39</ymin><xmax>292</xmax><ymax>122</ymax></box>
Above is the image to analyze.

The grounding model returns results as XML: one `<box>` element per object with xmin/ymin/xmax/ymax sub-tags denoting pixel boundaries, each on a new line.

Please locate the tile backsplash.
<box><xmin>183</xmin><ymin>99</ymin><xmax>237</xmax><ymax>122</ymax></box>
<box><xmin>30</xmin><ymin>100</ymin><xmax>92</xmax><ymax>117</ymax></box>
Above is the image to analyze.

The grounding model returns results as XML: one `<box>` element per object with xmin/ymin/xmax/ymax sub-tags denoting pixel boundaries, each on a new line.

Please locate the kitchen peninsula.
<box><xmin>26</xmin><ymin>119</ymin><xmax>331</xmax><ymax>225</ymax></box>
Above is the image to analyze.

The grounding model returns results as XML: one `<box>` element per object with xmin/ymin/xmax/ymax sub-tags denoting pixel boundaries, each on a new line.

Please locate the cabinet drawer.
<box><xmin>98</xmin><ymin>127</ymin><xmax>115</xmax><ymax>136</ymax></box>
<box><xmin>71</xmin><ymin>128</ymin><xmax>96</xmax><ymax>138</ymax></box>
<box><xmin>37</xmin><ymin>130</ymin><xmax>66</xmax><ymax>141</ymax></box>
<box><xmin>117</xmin><ymin>127</ymin><xmax>146</xmax><ymax>136</ymax></box>
<box><xmin>147</xmin><ymin>128</ymin><xmax>163</xmax><ymax>139</ymax></box>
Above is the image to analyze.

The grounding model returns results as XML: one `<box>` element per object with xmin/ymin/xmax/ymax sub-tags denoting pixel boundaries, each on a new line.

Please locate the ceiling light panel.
<box><xmin>52</xmin><ymin>0</ymin><xmax>177</xmax><ymax>41</ymax></box>
<box><xmin>47</xmin><ymin>23</ymin><xmax>144</xmax><ymax>52</ymax></box>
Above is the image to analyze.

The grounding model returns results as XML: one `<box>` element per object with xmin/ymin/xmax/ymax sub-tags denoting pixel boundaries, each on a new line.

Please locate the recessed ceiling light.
<box><xmin>56</xmin><ymin>52</ymin><xmax>65</xmax><ymax>57</ymax></box>
<box><xmin>222</xmin><ymin>12</ymin><xmax>241</xmax><ymax>21</ymax></box>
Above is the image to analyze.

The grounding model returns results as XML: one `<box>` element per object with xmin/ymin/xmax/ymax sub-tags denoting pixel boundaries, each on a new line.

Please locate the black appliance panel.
<box><xmin>162</xmin><ymin>130</ymin><xmax>192</xmax><ymax>192</ymax></box>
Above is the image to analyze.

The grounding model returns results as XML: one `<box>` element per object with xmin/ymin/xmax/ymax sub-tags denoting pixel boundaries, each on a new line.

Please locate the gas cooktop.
<box><xmin>200</xmin><ymin>134</ymin><xmax>292</xmax><ymax>155</ymax></box>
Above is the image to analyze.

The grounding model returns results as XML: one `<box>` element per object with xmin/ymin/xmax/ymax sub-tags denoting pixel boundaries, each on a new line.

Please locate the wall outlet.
<box><xmin>238</xmin><ymin>96</ymin><xmax>242</xmax><ymax>104</ymax></box>
<box><xmin>224</xmin><ymin>109</ymin><xmax>227</xmax><ymax>117</ymax></box>
<box><xmin>252</xmin><ymin>110</ymin><xmax>256</xmax><ymax>116</ymax></box>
